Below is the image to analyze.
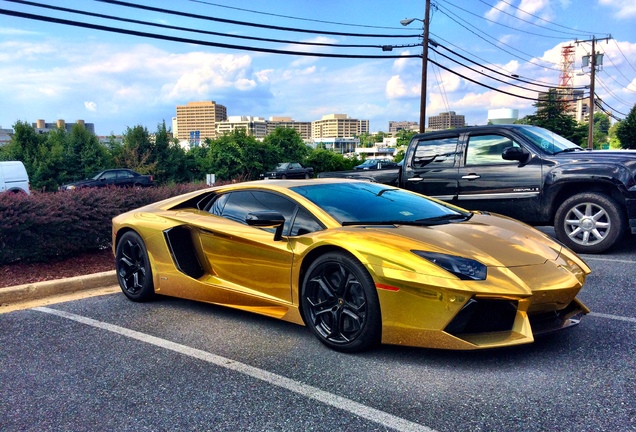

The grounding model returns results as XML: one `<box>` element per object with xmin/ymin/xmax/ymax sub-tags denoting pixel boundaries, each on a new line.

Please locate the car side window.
<box><xmin>412</xmin><ymin>137</ymin><xmax>458</xmax><ymax>168</ymax></box>
<box><xmin>465</xmin><ymin>135</ymin><xmax>521</xmax><ymax>166</ymax></box>
<box><xmin>290</xmin><ymin>207</ymin><xmax>324</xmax><ymax>236</ymax></box>
<box><xmin>209</xmin><ymin>190</ymin><xmax>298</xmax><ymax>235</ymax></box>
<box><xmin>102</xmin><ymin>171</ymin><xmax>117</xmax><ymax>180</ymax></box>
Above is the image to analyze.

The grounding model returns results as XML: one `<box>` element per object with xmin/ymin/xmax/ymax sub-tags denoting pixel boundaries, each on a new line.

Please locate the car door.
<box><xmin>198</xmin><ymin>190</ymin><xmax>297</xmax><ymax>303</ymax></box>
<box><xmin>400</xmin><ymin>134</ymin><xmax>461</xmax><ymax>199</ymax></box>
<box><xmin>113</xmin><ymin>170</ymin><xmax>131</xmax><ymax>187</ymax></box>
<box><xmin>455</xmin><ymin>131</ymin><xmax>543</xmax><ymax>221</ymax></box>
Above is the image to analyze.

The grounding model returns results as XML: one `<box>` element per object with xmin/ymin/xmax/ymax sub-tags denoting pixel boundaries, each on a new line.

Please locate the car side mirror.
<box><xmin>246</xmin><ymin>211</ymin><xmax>285</xmax><ymax>241</ymax></box>
<box><xmin>502</xmin><ymin>146</ymin><xmax>529</xmax><ymax>163</ymax></box>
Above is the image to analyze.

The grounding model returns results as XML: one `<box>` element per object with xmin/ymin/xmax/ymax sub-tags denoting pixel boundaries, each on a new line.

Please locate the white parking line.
<box><xmin>590</xmin><ymin>312</ymin><xmax>636</xmax><ymax>324</ymax></box>
<box><xmin>34</xmin><ymin>306</ymin><xmax>435</xmax><ymax>432</ymax></box>
<box><xmin>580</xmin><ymin>256</ymin><xmax>636</xmax><ymax>265</ymax></box>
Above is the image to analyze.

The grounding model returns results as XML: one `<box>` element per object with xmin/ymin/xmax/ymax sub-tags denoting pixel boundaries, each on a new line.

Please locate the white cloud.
<box><xmin>84</xmin><ymin>101</ymin><xmax>97</xmax><ymax>112</ymax></box>
<box><xmin>599</xmin><ymin>0</ymin><xmax>636</xmax><ymax>18</ymax></box>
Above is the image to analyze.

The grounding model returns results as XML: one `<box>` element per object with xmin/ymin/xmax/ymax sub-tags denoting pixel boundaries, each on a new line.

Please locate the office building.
<box><xmin>388</xmin><ymin>121</ymin><xmax>419</xmax><ymax>133</ymax></box>
<box><xmin>427</xmin><ymin>111</ymin><xmax>466</xmax><ymax>131</ymax></box>
<box><xmin>32</xmin><ymin>119</ymin><xmax>95</xmax><ymax>134</ymax></box>
<box><xmin>174</xmin><ymin>101</ymin><xmax>228</xmax><ymax>143</ymax></box>
<box><xmin>266</xmin><ymin>117</ymin><xmax>312</xmax><ymax>140</ymax></box>
<box><xmin>312</xmin><ymin>114</ymin><xmax>369</xmax><ymax>139</ymax></box>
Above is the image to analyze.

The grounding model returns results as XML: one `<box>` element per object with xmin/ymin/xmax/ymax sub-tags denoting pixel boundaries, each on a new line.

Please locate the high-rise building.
<box><xmin>388</xmin><ymin>121</ymin><xmax>419</xmax><ymax>133</ymax></box>
<box><xmin>266</xmin><ymin>117</ymin><xmax>312</xmax><ymax>140</ymax></box>
<box><xmin>311</xmin><ymin>114</ymin><xmax>369</xmax><ymax>139</ymax></box>
<box><xmin>174</xmin><ymin>101</ymin><xmax>227</xmax><ymax>143</ymax></box>
<box><xmin>32</xmin><ymin>119</ymin><xmax>95</xmax><ymax>134</ymax></box>
<box><xmin>427</xmin><ymin>111</ymin><xmax>465</xmax><ymax>131</ymax></box>
<box><xmin>216</xmin><ymin>116</ymin><xmax>268</xmax><ymax>139</ymax></box>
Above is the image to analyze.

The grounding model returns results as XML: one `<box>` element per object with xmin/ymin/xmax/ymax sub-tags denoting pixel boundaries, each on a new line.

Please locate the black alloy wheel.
<box><xmin>115</xmin><ymin>231</ymin><xmax>155</xmax><ymax>301</ymax></box>
<box><xmin>301</xmin><ymin>251</ymin><xmax>381</xmax><ymax>353</ymax></box>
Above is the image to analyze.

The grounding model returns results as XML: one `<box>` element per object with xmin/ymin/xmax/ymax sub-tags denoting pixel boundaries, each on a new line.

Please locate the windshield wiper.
<box><xmin>342</xmin><ymin>213</ymin><xmax>471</xmax><ymax>227</ymax></box>
<box><xmin>553</xmin><ymin>147</ymin><xmax>583</xmax><ymax>154</ymax></box>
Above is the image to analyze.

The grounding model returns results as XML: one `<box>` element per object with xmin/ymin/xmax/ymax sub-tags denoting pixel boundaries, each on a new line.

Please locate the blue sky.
<box><xmin>1</xmin><ymin>0</ymin><xmax>635</xmax><ymax>136</ymax></box>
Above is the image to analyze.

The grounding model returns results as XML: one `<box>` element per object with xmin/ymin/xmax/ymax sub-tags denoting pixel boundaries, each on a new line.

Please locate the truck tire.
<box><xmin>554</xmin><ymin>192</ymin><xmax>626</xmax><ymax>254</ymax></box>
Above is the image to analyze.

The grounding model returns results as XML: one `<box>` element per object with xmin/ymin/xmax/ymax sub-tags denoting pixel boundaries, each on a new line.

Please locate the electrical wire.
<box><xmin>94</xmin><ymin>0</ymin><xmax>420</xmax><ymax>38</ymax></box>
<box><xmin>435</xmin><ymin>4</ymin><xmax>562</xmax><ymax>73</ymax></box>
<box><xmin>0</xmin><ymin>8</ymin><xmax>420</xmax><ymax>59</ymax></box>
<box><xmin>612</xmin><ymin>39</ymin><xmax>636</xmax><ymax>75</ymax></box>
<box><xmin>430</xmin><ymin>51</ymin><xmax>452</xmax><ymax>115</ymax></box>
<box><xmin>438</xmin><ymin>0</ymin><xmax>581</xmax><ymax>40</ymax></box>
<box><xmin>5</xmin><ymin>0</ymin><xmax>420</xmax><ymax>50</ymax></box>
<box><xmin>473</xmin><ymin>0</ymin><xmax>603</xmax><ymax>36</ymax></box>
<box><xmin>596</xmin><ymin>44</ymin><xmax>636</xmax><ymax>91</ymax></box>
<box><xmin>187</xmin><ymin>0</ymin><xmax>410</xmax><ymax>30</ymax></box>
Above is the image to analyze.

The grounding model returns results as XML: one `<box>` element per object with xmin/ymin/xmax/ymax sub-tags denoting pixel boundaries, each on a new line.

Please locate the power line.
<box><xmin>6</xmin><ymin>0</ymin><xmax>420</xmax><ymax>50</ymax></box>
<box><xmin>0</xmin><ymin>8</ymin><xmax>420</xmax><ymax>59</ymax></box>
<box><xmin>188</xmin><ymin>0</ymin><xmax>409</xmax><ymax>30</ymax></box>
<box><xmin>94</xmin><ymin>0</ymin><xmax>420</xmax><ymax>38</ymax></box>
<box><xmin>435</xmin><ymin>4</ymin><xmax>562</xmax><ymax>73</ymax></box>
<box><xmin>473</xmin><ymin>0</ymin><xmax>603</xmax><ymax>36</ymax></box>
<box><xmin>612</xmin><ymin>39</ymin><xmax>636</xmax><ymax>75</ymax></box>
<box><xmin>433</xmin><ymin>42</ymin><xmax>587</xmax><ymax>90</ymax></box>
<box><xmin>438</xmin><ymin>0</ymin><xmax>581</xmax><ymax>40</ymax></box>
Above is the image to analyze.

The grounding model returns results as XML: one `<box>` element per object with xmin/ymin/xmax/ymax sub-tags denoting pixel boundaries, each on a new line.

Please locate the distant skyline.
<box><xmin>1</xmin><ymin>0</ymin><xmax>635</xmax><ymax>136</ymax></box>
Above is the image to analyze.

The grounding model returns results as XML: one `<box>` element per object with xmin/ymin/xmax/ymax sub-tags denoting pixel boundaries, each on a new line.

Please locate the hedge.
<box><xmin>0</xmin><ymin>183</ymin><xmax>210</xmax><ymax>265</ymax></box>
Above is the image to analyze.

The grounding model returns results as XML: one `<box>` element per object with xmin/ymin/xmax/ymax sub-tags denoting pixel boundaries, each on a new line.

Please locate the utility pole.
<box><xmin>419</xmin><ymin>0</ymin><xmax>431</xmax><ymax>133</ymax></box>
<box><xmin>576</xmin><ymin>35</ymin><xmax>611</xmax><ymax>149</ymax></box>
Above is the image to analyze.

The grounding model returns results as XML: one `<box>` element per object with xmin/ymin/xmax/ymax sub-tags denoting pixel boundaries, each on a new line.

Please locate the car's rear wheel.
<box><xmin>115</xmin><ymin>231</ymin><xmax>154</xmax><ymax>301</ymax></box>
<box><xmin>554</xmin><ymin>192</ymin><xmax>626</xmax><ymax>254</ymax></box>
<box><xmin>301</xmin><ymin>251</ymin><xmax>381</xmax><ymax>353</ymax></box>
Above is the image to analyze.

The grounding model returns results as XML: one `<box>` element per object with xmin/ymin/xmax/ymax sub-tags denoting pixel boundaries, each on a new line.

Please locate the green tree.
<box><xmin>205</xmin><ymin>129</ymin><xmax>267</xmax><ymax>181</ymax></box>
<box><xmin>616</xmin><ymin>104</ymin><xmax>636</xmax><ymax>149</ymax></box>
<box><xmin>262</xmin><ymin>127</ymin><xmax>310</xmax><ymax>165</ymax></box>
<box><xmin>521</xmin><ymin>89</ymin><xmax>587</xmax><ymax>145</ymax></box>
<box><xmin>396</xmin><ymin>129</ymin><xmax>417</xmax><ymax>147</ymax></box>
<box><xmin>113</xmin><ymin>125</ymin><xmax>156</xmax><ymax>174</ymax></box>
<box><xmin>305</xmin><ymin>149</ymin><xmax>359</xmax><ymax>173</ymax></box>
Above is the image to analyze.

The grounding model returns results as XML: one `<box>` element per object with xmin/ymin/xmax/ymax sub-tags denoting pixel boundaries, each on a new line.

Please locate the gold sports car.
<box><xmin>112</xmin><ymin>179</ymin><xmax>590</xmax><ymax>353</ymax></box>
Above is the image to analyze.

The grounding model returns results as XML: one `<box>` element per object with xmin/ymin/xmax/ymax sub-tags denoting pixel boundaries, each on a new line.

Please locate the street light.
<box><xmin>401</xmin><ymin>0</ymin><xmax>431</xmax><ymax>133</ymax></box>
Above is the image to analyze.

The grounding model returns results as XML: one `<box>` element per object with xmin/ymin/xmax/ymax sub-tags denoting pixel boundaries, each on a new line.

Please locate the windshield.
<box><xmin>290</xmin><ymin>182</ymin><xmax>469</xmax><ymax>225</ymax></box>
<box><xmin>275</xmin><ymin>163</ymin><xmax>289</xmax><ymax>170</ymax></box>
<box><xmin>517</xmin><ymin>126</ymin><xmax>582</xmax><ymax>155</ymax></box>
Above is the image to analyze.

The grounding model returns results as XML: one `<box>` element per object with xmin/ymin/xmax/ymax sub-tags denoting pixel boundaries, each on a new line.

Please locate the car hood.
<box><xmin>361</xmin><ymin>213</ymin><xmax>561</xmax><ymax>268</ymax></box>
<box><xmin>61</xmin><ymin>179</ymin><xmax>95</xmax><ymax>188</ymax></box>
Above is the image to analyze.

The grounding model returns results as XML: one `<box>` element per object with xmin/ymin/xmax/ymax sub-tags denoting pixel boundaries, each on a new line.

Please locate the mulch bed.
<box><xmin>0</xmin><ymin>249</ymin><xmax>115</xmax><ymax>288</ymax></box>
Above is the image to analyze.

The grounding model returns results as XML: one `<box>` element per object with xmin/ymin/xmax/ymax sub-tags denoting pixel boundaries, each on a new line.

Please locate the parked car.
<box><xmin>113</xmin><ymin>178</ymin><xmax>590</xmax><ymax>353</ymax></box>
<box><xmin>321</xmin><ymin>124</ymin><xmax>636</xmax><ymax>254</ymax></box>
<box><xmin>354</xmin><ymin>159</ymin><xmax>398</xmax><ymax>170</ymax></box>
<box><xmin>0</xmin><ymin>161</ymin><xmax>30</xmax><ymax>195</ymax></box>
<box><xmin>260</xmin><ymin>162</ymin><xmax>314</xmax><ymax>179</ymax></box>
<box><xmin>60</xmin><ymin>169</ymin><xmax>154</xmax><ymax>190</ymax></box>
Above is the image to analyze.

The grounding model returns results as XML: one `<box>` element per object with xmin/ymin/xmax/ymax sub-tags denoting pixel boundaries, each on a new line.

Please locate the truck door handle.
<box><xmin>406</xmin><ymin>177</ymin><xmax>423</xmax><ymax>182</ymax></box>
<box><xmin>461</xmin><ymin>174</ymin><xmax>481</xmax><ymax>180</ymax></box>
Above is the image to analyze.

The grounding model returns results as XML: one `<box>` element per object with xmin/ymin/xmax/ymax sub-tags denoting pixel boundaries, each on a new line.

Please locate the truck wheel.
<box><xmin>554</xmin><ymin>192</ymin><xmax>626</xmax><ymax>254</ymax></box>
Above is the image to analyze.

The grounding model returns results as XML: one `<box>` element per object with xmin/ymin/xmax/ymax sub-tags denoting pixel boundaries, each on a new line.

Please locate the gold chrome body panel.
<box><xmin>113</xmin><ymin>179</ymin><xmax>590</xmax><ymax>350</ymax></box>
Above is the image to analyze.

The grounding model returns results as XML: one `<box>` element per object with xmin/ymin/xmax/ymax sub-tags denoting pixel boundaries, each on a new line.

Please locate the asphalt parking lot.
<box><xmin>0</xmin><ymin>234</ymin><xmax>634</xmax><ymax>431</ymax></box>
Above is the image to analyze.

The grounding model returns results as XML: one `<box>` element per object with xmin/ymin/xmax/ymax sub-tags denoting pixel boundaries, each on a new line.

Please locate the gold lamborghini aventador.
<box><xmin>112</xmin><ymin>178</ymin><xmax>590</xmax><ymax>353</ymax></box>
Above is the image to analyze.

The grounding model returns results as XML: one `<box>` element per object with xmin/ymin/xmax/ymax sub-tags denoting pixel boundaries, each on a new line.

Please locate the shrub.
<box><xmin>0</xmin><ymin>183</ymin><xmax>209</xmax><ymax>265</ymax></box>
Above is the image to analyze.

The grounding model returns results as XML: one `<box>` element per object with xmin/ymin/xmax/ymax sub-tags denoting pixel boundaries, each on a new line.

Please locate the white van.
<box><xmin>0</xmin><ymin>161</ymin><xmax>30</xmax><ymax>195</ymax></box>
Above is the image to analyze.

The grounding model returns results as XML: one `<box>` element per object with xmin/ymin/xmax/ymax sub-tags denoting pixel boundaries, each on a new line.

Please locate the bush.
<box><xmin>0</xmin><ymin>183</ymin><xmax>209</xmax><ymax>265</ymax></box>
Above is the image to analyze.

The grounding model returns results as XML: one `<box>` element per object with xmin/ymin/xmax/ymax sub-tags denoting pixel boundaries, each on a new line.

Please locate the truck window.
<box><xmin>465</xmin><ymin>135</ymin><xmax>521</xmax><ymax>166</ymax></box>
<box><xmin>412</xmin><ymin>137</ymin><xmax>458</xmax><ymax>168</ymax></box>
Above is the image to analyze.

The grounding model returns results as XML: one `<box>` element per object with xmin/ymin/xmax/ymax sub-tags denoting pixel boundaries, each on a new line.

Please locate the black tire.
<box><xmin>281</xmin><ymin>174</ymin><xmax>288</xmax><ymax>180</ymax></box>
<box><xmin>304</xmin><ymin>173</ymin><xmax>311</xmax><ymax>179</ymax></box>
<box><xmin>554</xmin><ymin>192</ymin><xmax>626</xmax><ymax>254</ymax></box>
<box><xmin>300</xmin><ymin>251</ymin><xmax>381</xmax><ymax>353</ymax></box>
<box><xmin>115</xmin><ymin>231</ymin><xmax>155</xmax><ymax>301</ymax></box>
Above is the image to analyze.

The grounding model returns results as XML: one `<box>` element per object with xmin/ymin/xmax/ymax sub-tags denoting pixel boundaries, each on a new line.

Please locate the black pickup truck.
<box><xmin>321</xmin><ymin>124</ymin><xmax>636</xmax><ymax>254</ymax></box>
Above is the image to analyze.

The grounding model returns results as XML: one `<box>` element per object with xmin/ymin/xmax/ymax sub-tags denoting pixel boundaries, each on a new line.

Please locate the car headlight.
<box><xmin>413</xmin><ymin>251</ymin><xmax>487</xmax><ymax>281</ymax></box>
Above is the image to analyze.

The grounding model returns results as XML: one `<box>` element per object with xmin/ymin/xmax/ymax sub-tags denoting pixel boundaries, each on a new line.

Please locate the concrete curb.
<box><xmin>0</xmin><ymin>271</ymin><xmax>118</xmax><ymax>305</ymax></box>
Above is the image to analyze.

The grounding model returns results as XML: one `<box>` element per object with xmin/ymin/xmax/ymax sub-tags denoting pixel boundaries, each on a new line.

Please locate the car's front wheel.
<box><xmin>301</xmin><ymin>251</ymin><xmax>381</xmax><ymax>353</ymax></box>
<box><xmin>115</xmin><ymin>231</ymin><xmax>154</xmax><ymax>301</ymax></box>
<box><xmin>554</xmin><ymin>192</ymin><xmax>626</xmax><ymax>254</ymax></box>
